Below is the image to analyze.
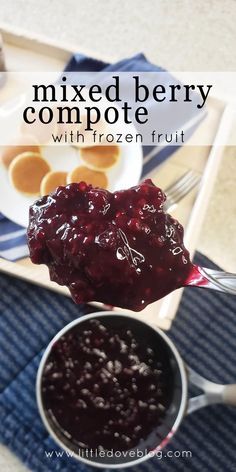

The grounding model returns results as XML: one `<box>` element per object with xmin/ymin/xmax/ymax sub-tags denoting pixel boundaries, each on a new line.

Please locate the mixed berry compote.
<box><xmin>28</xmin><ymin>179</ymin><xmax>193</xmax><ymax>310</ymax></box>
<box><xmin>41</xmin><ymin>316</ymin><xmax>174</xmax><ymax>455</ymax></box>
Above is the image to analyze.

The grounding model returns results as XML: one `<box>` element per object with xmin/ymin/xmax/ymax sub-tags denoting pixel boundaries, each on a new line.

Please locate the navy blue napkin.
<box><xmin>0</xmin><ymin>216</ymin><xmax>28</xmax><ymax>260</ymax></box>
<box><xmin>0</xmin><ymin>53</ymin><xmax>204</xmax><ymax>262</ymax></box>
<box><xmin>0</xmin><ymin>252</ymin><xmax>236</xmax><ymax>472</ymax></box>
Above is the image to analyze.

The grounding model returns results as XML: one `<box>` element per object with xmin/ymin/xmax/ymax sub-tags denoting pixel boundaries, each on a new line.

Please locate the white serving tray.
<box><xmin>0</xmin><ymin>24</ymin><xmax>234</xmax><ymax>329</ymax></box>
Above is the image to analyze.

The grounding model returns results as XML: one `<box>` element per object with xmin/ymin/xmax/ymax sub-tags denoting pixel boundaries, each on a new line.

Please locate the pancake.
<box><xmin>40</xmin><ymin>171</ymin><xmax>67</xmax><ymax>196</ymax></box>
<box><xmin>67</xmin><ymin>166</ymin><xmax>108</xmax><ymax>189</ymax></box>
<box><xmin>80</xmin><ymin>145</ymin><xmax>120</xmax><ymax>170</ymax></box>
<box><xmin>9</xmin><ymin>152</ymin><xmax>50</xmax><ymax>195</ymax></box>
<box><xmin>1</xmin><ymin>135</ymin><xmax>40</xmax><ymax>169</ymax></box>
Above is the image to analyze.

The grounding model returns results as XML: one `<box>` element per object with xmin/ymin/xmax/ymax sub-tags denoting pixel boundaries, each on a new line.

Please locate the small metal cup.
<box><xmin>36</xmin><ymin>312</ymin><xmax>236</xmax><ymax>469</ymax></box>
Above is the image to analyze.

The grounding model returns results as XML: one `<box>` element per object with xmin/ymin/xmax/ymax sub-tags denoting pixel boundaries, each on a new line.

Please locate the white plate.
<box><xmin>0</xmin><ymin>139</ymin><xmax>143</xmax><ymax>228</ymax></box>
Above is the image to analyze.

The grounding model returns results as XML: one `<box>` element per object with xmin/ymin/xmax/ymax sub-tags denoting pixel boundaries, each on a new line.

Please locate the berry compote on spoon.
<box><xmin>28</xmin><ymin>180</ymin><xmax>236</xmax><ymax>311</ymax></box>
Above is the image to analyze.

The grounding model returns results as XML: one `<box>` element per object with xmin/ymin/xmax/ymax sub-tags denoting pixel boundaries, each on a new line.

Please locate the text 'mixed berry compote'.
<box><xmin>28</xmin><ymin>179</ymin><xmax>193</xmax><ymax>310</ymax></box>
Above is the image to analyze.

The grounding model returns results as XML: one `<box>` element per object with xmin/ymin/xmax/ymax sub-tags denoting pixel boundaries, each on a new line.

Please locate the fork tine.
<box><xmin>166</xmin><ymin>174</ymin><xmax>200</xmax><ymax>201</ymax></box>
<box><xmin>164</xmin><ymin>170</ymin><xmax>201</xmax><ymax>210</ymax></box>
<box><xmin>169</xmin><ymin>175</ymin><xmax>200</xmax><ymax>203</ymax></box>
<box><xmin>164</xmin><ymin>170</ymin><xmax>195</xmax><ymax>196</ymax></box>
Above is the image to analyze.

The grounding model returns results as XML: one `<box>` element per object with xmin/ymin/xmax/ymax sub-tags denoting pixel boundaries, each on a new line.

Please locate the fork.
<box><xmin>164</xmin><ymin>170</ymin><xmax>201</xmax><ymax>210</ymax></box>
<box><xmin>162</xmin><ymin>170</ymin><xmax>236</xmax><ymax>296</ymax></box>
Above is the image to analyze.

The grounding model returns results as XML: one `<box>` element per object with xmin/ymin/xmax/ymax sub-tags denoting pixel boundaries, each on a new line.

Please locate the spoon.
<box><xmin>184</xmin><ymin>265</ymin><xmax>236</xmax><ymax>295</ymax></box>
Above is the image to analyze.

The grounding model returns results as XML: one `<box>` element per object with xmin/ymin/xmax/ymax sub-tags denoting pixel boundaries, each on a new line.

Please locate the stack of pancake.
<box><xmin>1</xmin><ymin>137</ymin><xmax>120</xmax><ymax>196</ymax></box>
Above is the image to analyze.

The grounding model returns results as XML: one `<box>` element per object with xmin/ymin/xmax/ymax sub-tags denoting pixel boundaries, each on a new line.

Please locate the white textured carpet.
<box><xmin>0</xmin><ymin>0</ymin><xmax>236</xmax><ymax>70</ymax></box>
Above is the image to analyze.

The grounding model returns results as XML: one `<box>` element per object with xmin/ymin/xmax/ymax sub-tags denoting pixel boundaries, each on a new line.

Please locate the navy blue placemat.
<box><xmin>0</xmin><ymin>252</ymin><xmax>235</xmax><ymax>472</ymax></box>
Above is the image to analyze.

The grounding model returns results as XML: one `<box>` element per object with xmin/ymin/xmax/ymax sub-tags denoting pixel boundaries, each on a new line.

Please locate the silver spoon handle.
<box><xmin>187</xmin><ymin>367</ymin><xmax>236</xmax><ymax>414</ymax></box>
<box><xmin>198</xmin><ymin>267</ymin><xmax>236</xmax><ymax>296</ymax></box>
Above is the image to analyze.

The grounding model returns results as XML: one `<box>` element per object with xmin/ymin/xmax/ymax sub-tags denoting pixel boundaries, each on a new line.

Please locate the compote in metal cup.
<box><xmin>36</xmin><ymin>312</ymin><xmax>236</xmax><ymax>469</ymax></box>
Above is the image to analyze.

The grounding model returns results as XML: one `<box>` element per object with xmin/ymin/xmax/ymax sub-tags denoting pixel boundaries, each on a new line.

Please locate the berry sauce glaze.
<box><xmin>28</xmin><ymin>179</ymin><xmax>193</xmax><ymax>311</ymax></box>
<box><xmin>41</xmin><ymin>317</ymin><xmax>175</xmax><ymax>453</ymax></box>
